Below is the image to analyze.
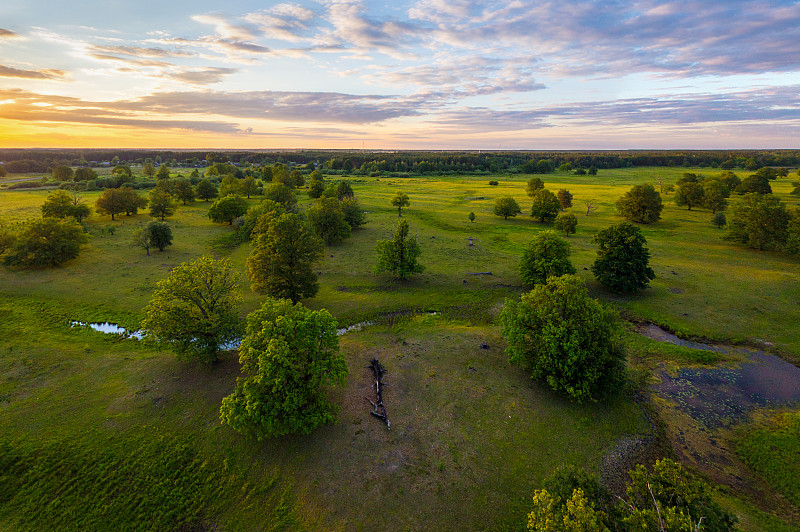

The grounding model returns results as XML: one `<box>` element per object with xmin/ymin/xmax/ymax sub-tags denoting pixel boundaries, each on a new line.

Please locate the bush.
<box><xmin>519</xmin><ymin>230</ymin><xmax>576</xmax><ymax>286</ymax></box>
<box><xmin>1</xmin><ymin>217</ymin><xmax>88</xmax><ymax>268</ymax></box>
<box><xmin>500</xmin><ymin>274</ymin><xmax>624</xmax><ymax>402</ymax></box>
<box><xmin>488</xmin><ymin>180</ymin><xmax>499</xmax><ymax>186</ymax></box>
<box><xmin>712</xmin><ymin>212</ymin><xmax>727</xmax><ymax>228</ymax></box>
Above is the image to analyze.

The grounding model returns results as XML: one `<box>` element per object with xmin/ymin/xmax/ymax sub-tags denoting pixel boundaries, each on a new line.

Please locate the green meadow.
<box><xmin>1</xmin><ymin>166</ymin><xmax>799</xmax><ymax>530</ymax></box>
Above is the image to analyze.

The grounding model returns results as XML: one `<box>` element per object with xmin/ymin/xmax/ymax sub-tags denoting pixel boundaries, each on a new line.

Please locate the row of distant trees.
<box><xmin>4</xmin><ymin>149</ymin><xmax>800</xmax><ymax>175</ymax></box>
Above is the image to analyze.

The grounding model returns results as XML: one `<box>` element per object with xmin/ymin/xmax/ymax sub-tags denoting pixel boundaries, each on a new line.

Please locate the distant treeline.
<box><xmin>1</xmin><ymin>149</ymin><xmax>799</xmax><ymax>175</ymax></box>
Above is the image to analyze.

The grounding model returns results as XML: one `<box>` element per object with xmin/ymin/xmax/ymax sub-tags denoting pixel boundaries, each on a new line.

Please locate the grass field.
<box><xmin>1</xmin><ymin>166</ymin><xmax>799</xmax><ymax>530</ymax></box>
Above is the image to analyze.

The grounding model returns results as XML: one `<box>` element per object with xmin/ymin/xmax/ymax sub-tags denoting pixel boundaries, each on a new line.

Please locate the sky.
<box><xmin>1</xmin><ymin>0</ymin><xmax>800</xmax><ymax>149</ymax></box>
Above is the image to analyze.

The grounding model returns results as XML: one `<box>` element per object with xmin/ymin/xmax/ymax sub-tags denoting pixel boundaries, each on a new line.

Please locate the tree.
<box><xmin>95</xmin><ymin>188</ymin><xmax>127</xmax><ymax>220</ymax></box>
<box><xmin>335</xmin><ymin>181</ymin><xmax>354</xmax><ymax>199</ymax></box>
<box><xmin>148</xmin><ymin>188</ymin><xmax>177</xmax><ymax>221</ymax></box>
<box><xmin>219</xmin><ymin>175</ymin><xmax>244</xmax><ymax>197</ymax></box>
<box><xmin>616</xmin><ymin>184</ymin><xmax>663</xmax><ymax>223</ymax></box>
<box><xmin>591</xmin><ymin>222</ymin><xmax>655</xmax><ymax>293</ymax></box>
<box><xmin>173</xmin><ymin>179</ymin><xmax>195</xmax><ymax>205</ymax></box>
<box><xmin>719</xmin><ymin>170</ymin><xmax>741</xmax><ymax>194</ymax></box>
<box><xmin>554</xmin><ymin>212</ymin><xmax>578</xmax><ymax>235</ymax></box>
<box><xmin>308</xmin><ymin>179</ymin><xmax>325</xmax><ymax>199</ymax></box>
<box><xmin>790</xmin><ymin>181</ymin><xmax>800</xmax><ymax>195</ymax></box>
<box><xmin>519</xmin><ymin>230</ymin><xmax>576</xmax><ymax>286</ymax></box>
<box><xmin>289</xmin><ymin>169</ymin><xmax>305</xmax><ymax>188</ymax></box>
<box><xmin>735</xmin><ymin>175</ymin><xmax>772</xmax><ymax>195</ymax></box>
<box><xmin>142</xmin><ymin>162</ymin><xmax>156</xmax><ymax>178</ymax></box>
<box><xmin>242</xmin><ymin>175</ymin><xmax>258</xmax><ymax>198</ymax></box>
<box><xmin>500</xmin><ymin>274</ymin><xmax>624</xmax><ymax>402</ymax></box>
<box><xmin>785</xmin><ymin>215</ymin><xmax>800</xmax><ymax>255</ymax></box>
<box><xmin>263</xmin><ymin>183</ymin><xmax>296</xmax><ymax>206</ymax></box>
<box><xmin>208</xmin><ymin>195</ymin><xmax>248</xmax><ymax>225</ymax></box>
<box><xmin>2</xmin><ymin>217</ymin><xmax>88</xmax><ymax>267</ymax></box>
<box><xmin>247</xmin><ymin>213</ymin><xmax>323</xmax><ymax>302</ymax></box>
<box><xmin>494</xmin><ymin>196</ymin><xmax>521</xmax><ymax>220</ymax></box>
<box><xmin>725</xmin><ymin>193</ymin><xmax>789</xmax><ymax>250</ymax></box>
<box><xmin>74</xmin><ymin>167</ymin><xmax>97</xmax><ymax>181</ymax></box>
<box><xmin>141</xmin><ymin>257</ymin><xmax>242</xmax><ymax>364</ymax></box>
<box><xmin>587</xmin><ymin>166</ymin><xmax>598</xmax><ymax>176</ymax></box>
<box><xmin>620</xmin><ymin>459</ymin><xmax>737</xmax><ymax>531</ymax></box>
<box><xmin>556</xmin><ymin>189</ymin><xmax>573</xmax><ymax>210</ymax></box>
<box><xmin>528</xmin><ymin>488</ymin><xmax>608</xmax><ymax>532</ymax></box>
<box><xmin>341</xmin><ymin>196</ymin><xmax>366</xmax><ymax>229</ymax></box>
<box><xmin>306</xmin><ymin>197</ymin><xmax>351</xmax><ymax>245</ymax></box>
<box><xmin>52</xmin><ymin>165</ymin><xmax>74</xmax><ymax>181</ymax></box>
<box><xmin>703</xmin><ymin>178</ymin><xmax>728</xmax><ymax>214</ymax></box>
<box><xmin>712</xmin><ymin>212</ymin><xmax>727</xmax><ymax>228</ymax></box>
<box><xmin>374</xmin><ymin>218</ymin><xmax>424</xmax><ymax>280</ymax></box>
<box><xmin>469</xmin><ymin>211</ymin><xmax>476</xmax><ymax>223</ymax></box>
<box><xmin>0</xmin><ymin>165</ymin><xmax>6</xmax><ymax>177</ymax></box>
<box><xmin>219</xmin><ymin>298</ymin><xmax>348</xmax><ymax>439</ymax></box>
<box><xmin>674</xmin><ymin>181</ymin><xmax>704</xmax><ymax>210</ymax></box>
<box><xmin>156</xmin><ymin>165</ymin><xmax>170</xmax><ymax>180</ymax></box>
<box><xmin>41</xmin><ymin>190</ymin><xmax>91</xmax><ymax>222</ymax></box>
<box><xmin>196</xmin><ymin>178</ymin><xmax>218</xmax><ymax>201</ymax></box>
<box><xmin>391</xmin><ymin>191</ymin><xmax>410</xmax><ymax>217</ymax></box>
<box><xmin>530</xmin><ymin>189</ymin><xmax>561</xmax><ymax>223</ymax></box>
<box><xmin>132</xmin><ymin>222</ymin><xmax>171</xmax><ymax>256</ymax></box>
<box><xmin>526</xmin><ymin>177</ymin><xmax>545</xmax><ymax>197</ymax></box>
<box><xmin>240</xmin><ymin>199</ymin><xmax>286</xmax><ymax>241</ymax></box>
<box><xmin>119</xmin><ymin>187</ymin><xmax>148</xmax><ymax>216</ymax></box>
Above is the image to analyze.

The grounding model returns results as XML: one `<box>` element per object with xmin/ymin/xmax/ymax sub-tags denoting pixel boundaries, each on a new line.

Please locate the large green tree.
<box><xmin>500</xmin><ymin>274</ymin><xmax>624</xmax><ymax>402</ymax></box>
<box><xmin>703</xmin><ymin>178</ymin><xmax>728</xmax><ymax>214</ymax></box>
<box><xmin>208</xmin><ymin>195</ymin><xmax>248</xmax><ymax>225</ymax></box>
<box><xmin>219</xmin><ymin>298</ymin><xmax>348</xmax><ymax>440</ymax></box>
<box><xmin>140</xmin><ymin>256</ymin><xmax>242</xmax><ymax>364</ymax></box>
<box><xmin>52</xmin><ymin>165</ymin><xmax>74</xmax><ymax>181</ymax></box>
<box><xmin>1</xmin><ymin>217</ymin><xmax>88</xmax><ymax>267</ymax></box>
<box><xmin>526</xmin><ymin>177</ymin><xmax>545</xmax><ymax>197</ymax></box>
<box><xmin>148</xmin><ymin>188</ymin><xmax>177</xmax><ymax>221</ymax></box>
<box><xmin>493</xmin><ymin>196</ymin><xmax>521</xmax><ymax>220</ymax></box>
<box><xmin>674</xmin><ymin>181</ymin><xmax>705</xmax><ymax>210</ymax></box>
<box><xmin>247</xmin><ymin>213</ymin><xmax>324</xmax><ymax>302</ymax></box>
<box><xmin>616</xmin><ymin>184</ymin><xmax>663</xmax><ymax>223</ymax></box>
<box><xmin>374</xmin><ymin>218</ymin><xmax>424</xmax><ymax>280</ymax></box>
<box><xmin>530</xmin><ymin>188</ymin><xmax>561</xmax><ymax>222</ymax></box>
<box><xmin>591</xmin><ymin>222</ymin><xmax>655</xmax><ymax>293</ymax></box>
<box><xmin>519</xmin><ymin>230</ymin><xmax>576</xmax><ymax>286</ymax></box>
<box><xmin>196</xmin><ymin>178</ymin><xmax>218</xmax><ymax>201</ymax></box>
<box><xmin>725</xmin><ymin>193</ymin><xmax>789</xmax><ymax>250</ymax></box>
<box><xmin>306</xmin><ymin>197</ymin><xmax>351</xmax><ymax>245</ymax></box>
<box><xmin>173</xmin><ymin>179</ymin><xmax>195</xmax><ymax>205</ymax></box>
<box><xmin>132</xmin><ymin>221</ymin><xmax>173</xmax><ymax>256</ymax></box>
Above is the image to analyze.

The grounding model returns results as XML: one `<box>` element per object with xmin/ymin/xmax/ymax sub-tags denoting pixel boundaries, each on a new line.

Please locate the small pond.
<box><xmin>641</xmin><ymin>323</ymin><xmax>800</xmax><ymax>428</ymax></box>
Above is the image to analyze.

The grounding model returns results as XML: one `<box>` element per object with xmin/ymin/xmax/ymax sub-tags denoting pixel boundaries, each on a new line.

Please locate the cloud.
<box><xmin>0</xmin><ymin>28</ymin><xmax>21</xmax><ymax>39</ymax></box>
<box><xmin>191</xmin><ymin>13</ymin><xmax>258</xmax><ymax>41</ymax></box>
<box><xmin>245</xmin><ymin>4</ymin><xmax>316</xmax><ymax>42</ymax></box>
<box><xmin>407</xmin><ymin>0</ymin><xmax>800</xmax><ymax>77</ymax></box>
<box><xmin>0</xmin><ymin>64</ymin><xmax>68</xmax><ymax>80</ymax></box>
<box><xmin>165</xmin><ymin>68</ymin><xmax>239</xmax><ymax>85</ymax></box>
<box><xmin>89</xmin><ymin>45</ymin><xmax>193</xmax><ymax>58</ymax></box>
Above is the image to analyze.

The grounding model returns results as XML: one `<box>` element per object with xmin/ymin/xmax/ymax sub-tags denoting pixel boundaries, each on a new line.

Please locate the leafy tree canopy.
<box><xmin>1</xmin><ymin>217</ymin><xmax>88</xmax><ymax>268</ymax></box>
<box><xmin>208</xmin><ymin>195</ymin><xmax>248</xmax><ymax>225</ymax></box>
<box><xmin>554</xmin><ymin>212</ymin><xmax>578</xmax><ymax>235</ymax></box>
<box><xmin>374</xmin><ymin>218</ymin><xmax>424</xmax><ymax>280</ymax></box>
<box><xmin>247</xmin><ymin>213</ymin><xmax>323</xmax><ymax>302</ymax></box>
<box><xmin>391</xmin><ymin>191</ymin><xmax>410</xmax><ymax>217</ymax></box>
<box><xmin>530</xmin><ymin>188</ymin><xmax>562</xmax><ymax>223</ymax></box>
<box><xmin>149</xmin><ymin>188</ymin><xmax>177</xmax><ymax>221</ymax></box>
<box><xmin>141</xmin><ymin>256</ymin><xmax>242</xmax><ymax>364</ymax></box>
<box><xmin>196</xmin><ymin>178</ymin><xmax>218</xmax><ymax>201</ymax></box>
<box><xmin>493</xmin><ymin>196</ymin><xmax>521</xmax><ymax>220</ymax></box>
<box><xmin>219</xmin><ymin>298</ymin><xmax>348</xmax><ymax>439</ymax></box>
<box><xmin>519</xmin><ymin>230</ymin><xmax>576</xmax><ymax>286</ymax></box>
<box><xmin>616</xmin><ymin>183</ymin><xmax>663</xmax><ymax>223</ymax></box>
<box><xmin>500</xmin><ymin>274</ymin><xmax>624</xmax><ymax>402</ymax></box>
<box><xmin>306</xmin><ymin>197</ymin><xmax>352</xmax><ymax>245</ymax></box>
<box><xmin>725</xmin><ymin>193</ymin><xmax>789</xmax><ymax>251</ymax></box>
<box><xmin>591</xmin><ymin>222</ymin><xmax>655</xmax><ymax>293</ymax></box>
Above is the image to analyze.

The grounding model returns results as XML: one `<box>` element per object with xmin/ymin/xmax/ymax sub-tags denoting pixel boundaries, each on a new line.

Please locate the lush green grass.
<box><xmin>736</xmin><ymin>411</ymin><xmax>800</xmax><ymax>509</ymax></box>
<box><xmin>1</xmin><ymin>166</ymin><xmax>799</xmax><ymax>529</ymax></box>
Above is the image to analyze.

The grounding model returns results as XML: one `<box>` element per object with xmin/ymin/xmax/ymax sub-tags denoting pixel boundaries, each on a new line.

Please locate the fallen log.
<box><xmin>366</xmin><ymin>358</ymin><xmax>390</xmax><ymax>429</ymax></box>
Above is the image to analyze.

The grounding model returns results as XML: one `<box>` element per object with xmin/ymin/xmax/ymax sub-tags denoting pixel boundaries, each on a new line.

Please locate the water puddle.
<box><xmin>640</xmin><ymin>323</ymin><xmax>800</xmax><ymax>427</ymax></box>
<box><xmin>70</xmin><ymin>319</ymin><xmax>379</xmax><ymax>348</ymax></box>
